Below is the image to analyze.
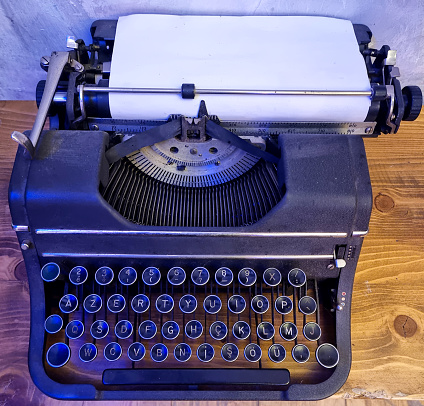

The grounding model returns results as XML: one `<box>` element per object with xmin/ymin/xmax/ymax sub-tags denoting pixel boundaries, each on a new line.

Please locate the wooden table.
<box><xmin>0</xmin><ymin>101</ymin><xmax>423</xmax><ymax>406</ymax></box>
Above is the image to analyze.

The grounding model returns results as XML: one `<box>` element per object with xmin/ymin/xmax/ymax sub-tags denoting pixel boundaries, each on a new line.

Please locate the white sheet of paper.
<box><xmin>109</xmin><ymin>15</ymin><xmax>371</xmax><ymax>122</ymax></box>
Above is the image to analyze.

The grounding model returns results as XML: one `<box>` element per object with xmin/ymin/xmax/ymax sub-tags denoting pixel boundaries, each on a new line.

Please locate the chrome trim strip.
<box><xmin>351</xmin><ymin>230</ymin><xmax>369</xmax><ymax>237</ymax></box>
<box><xmin>12</xmin><ymin>225</ymin><xmax>29</xmax><ymax>232</ymax></box>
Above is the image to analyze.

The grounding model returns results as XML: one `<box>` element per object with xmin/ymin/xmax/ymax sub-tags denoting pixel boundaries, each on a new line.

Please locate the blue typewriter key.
<box><xmin>69</xmin><ymin>266</ymin><xmax>88</xmax><ymax>285</ymax></box>
<box><xmin>131</xmin><ymin>294</ymin><xmax>150</xmax><ymax>313</ymax></box>
<box><xmin>65</xmin><ymin>320</ymin><xmax>84</xmax><ymax>339</ymax></box>
<box><xmin>142</xmin><ymin>266</ymin><xmax>161</xmax><ymax>286</ymax></box>
<box><xmin>244</xmin><ymin>343</ymin><xmax>262</xmax><ymax>362</ymax></box>
<box><xmin>292</xmin><ymin>344</ymin><xmax>310</xmax><ymax>363</ymax></box>
<box><xmin>128</xmin><ymin>342</ymin><xmax>146</xmax><ymax>361</ymax></box>
<box><xmin>107</xmin><ymin>294</ymin><xmax>126</xmax><ymax>313</ymax></box>
<box><xmin>162</xmin><ymin>321</ymin><xmax>179</xmax><ymax>340</ymax></box>
<box><xmin>115</xmin><ymin>320</ymin><xmax>133</xmax><ymax>339</ymax></box>
<box><xmin>209</xmin><ymin>321</ymin><xmax>228</xmax><ymax>340</ymax></box>
<box><xmin>251</xmin><ymin>294</ymin><xmax>269</xmax><ymax>314</ymax></box>
<box><xmin>90</xmin><ymin>320</ymin><xmax>109</xmax><ymax>339</ymax></box>
<box><xmin>228</xmin><ymin>294</ymin><xmax>246</xmax><ymax>314</ymax></box>
<box><xmin>257</xmin><ymin>321</ymin><xmax>275</xmax><ymax>341</ymax></box>
<box><xmin>156</xmin><ymin>294</ymin><xmax>174</xmax><ymax>313</ymax></box>
<box><xmin>179</xmin><ymin>294</ymin><xmax>197</xmax><ymax>313</ymax></box>
<box><xmin>263</xmin><ymin>267</ymin><xmax>282</xmax><ymax>287</ymax></box>
<box><xmin>185</xmin><ymin>320</ymin><xmax>203</xmax><ymax>339</ymax></box>
<box><xmin>41</xmin><ymin>262</ymin><xmax>60</xmax><ymax>282</ymax></box>
<box><xmin>104</xmin><ymin>342</ymin><xmax>122</xmax><ymax>361</ymax></box>
<box><xmin>203</xmin><ymin>295</ymin><xmax>222</xmax><ymax>314</ymax></box>
<box><xmin>174</xmin><ymin>343</ymin><xmax>191</xmax><ymax>362</ymax></box>
<box><xmin>118</xmin><ymin>267</ymin><xmax>137</xmax><ymax>286</ymax></box>
<box><xmin>191</xmin><ymin>267</ymin><xmax>210</xmax><ymax>286</ymax></box>
<box><xmin>303</xmin><ymin>322</ymin><xmax>321</xmax><ymax>341</ymax></box>
<box><xmin>79</xmin><ymin>343</ymin><xmax>97</xmax><ymax>362</ymax></box>
<box><xmin>197</xmin><ymin>343</ymin><xmax>214</xmax><ymax>362</ymax></box>
<box><xmin>298</xmin><ymin>296</ymin><xmax>317</xmax><ymax>315</ymax></box>
<box><xmin>238</xmin><ymin>267</ymin><xmax>257</xmax><ymax>287</ymax></box>
<box><xmin>215</xmin><ymin>267</ymin><xmax>233</xmax><ymax>286</ymax></box>
<box><xmin>44</xmin><ymin>314</ymin><xmax>63</xmax><ymax>334</ymax></box>
<box><xmin>139</xmin><ymin>320</ymin><xmax>157</xmax><ymax>339</ymax></box>
<box><xmin>46</xmin><ymin>342</ymin><xmax>71</xmax><ymax>368</ymax></box>
<box><xmin>221</xmin><ymin>343</ymin><xmax>239</xmax><ymax>362</ymax></box>
<box><xmin>268</xmin><ymin>343</ymin><xmax>286</xmax><ymax>363</ymax></box>
<box><xmin>83</xmin><ymin>294</ymin><xmax>102</xmax><ymax>313</ymax></box>
<box><xmin>95</xmin><ymin>266</ymin><xmax>114</xmax><ymax>285</ymax></box>
<box><xmin>233</xmin><ymin>321</ymin><xmax>250</xmax><ymax>340</ymax></box>
<box><xmin>288</xmin><ymin>268</ymin><xmax>306</xmax><ymax>287</ymax></box>
<box><xmin>316</xmin><ymin>343</ymin><xmax>339</xmax><ymax>368</ymax></box>
<box><xmin>167</xmin><ymin>267</ymin><xmax>186</xmax><ymax>286</ymax></box>
<box><xmin>151</xmin><ymin>343</ymin><xmax>168</xmax><ymax>362</ymax></box>
<box><xmin>59</xmin><ymin>294</ymin><xmax>78</xmax><ymax>313</ymax></box>
<box><xmin>275</xmin><ymin>295</ymin><xmax>293</xmax><ymax>315</ymax></box>
<box><xmin>280</xmin><ymin>321</ymin><xmax>298</xmax><ymax>341</ymax></box>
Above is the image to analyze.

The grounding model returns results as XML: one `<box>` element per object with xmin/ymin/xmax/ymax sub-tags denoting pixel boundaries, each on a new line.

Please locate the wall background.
<box><xmin>0</xmin><ymin>0</ymin><xmax>423</xmax><ymax>100</ymax></box>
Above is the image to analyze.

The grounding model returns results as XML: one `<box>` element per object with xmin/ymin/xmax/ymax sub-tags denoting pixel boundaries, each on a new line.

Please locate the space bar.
<box><xmin>103</xmin><ymin>368</ymin><xmax>290</xmax><ymax>386</ymax></box>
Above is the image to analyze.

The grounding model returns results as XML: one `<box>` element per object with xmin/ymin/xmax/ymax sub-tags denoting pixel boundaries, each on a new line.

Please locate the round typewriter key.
<box><xmin>174</xmin><ymin>343</ymin><xmax>192</xmax><ymax>362</ymax></box>
<box><xmin>83</xmin><ymin>294</ymin><xmax>102</xmax><ymax>313</ymax></box>
<box><xmin>298</xmin><ymin>296</ymin><xmax>317</xmax><ymax>315</ymax></box>
<box><xmin>69</xmin><ymin>266</ymin><xmax>88</xmax><ymax>285</ymax></box>
<box><xmin>185</xmin><ymin>320</ymin><xmax>203</xmax><ymax>339</ymax></box>
<box><xmin>115</xmin><ymin>320</ymin><xmax>133</xmax><ymax>339</ymax></box>
<box><xmin>303</xmin><ymin>322</ymin><xmax>321</xmax><ymax>341</ymax></box>
<box><xmin>41</xmin><ymin>262</ymin><xmax>60</xmax><ymax>282</ymax></box>
<box><xmin>44</xmin><ymin>314</ymin><xmax>63</xmax><ymax>334</ymax></box>
<box><xmin>104</xmin><ymin>342</ymin><xmax>122</xmax><ymax>361</ymax></box>
<box><xmin>59</xmin><ymin>294</ymin><xmax>78</xmax><ymax>313</ymax></box>
<box><xmin>280</xmin><ymin>321</ymin><xmax>298</xmax><ymax>341</ymax></box>
<box><xmin>131</xmin><ymin>294</ymin><xmax>150</xmax><ymax>313</ymax></box>
<box><xmin>257</xmin><ymin>321</ymin><xmax>275</xmax><ymax>341</ymax></box>
<box><xmin>151</xmin><ymin>343</ymin><xmax>168</xmax><ymax>362</ymax></box>
<box><xmin>209</xmin><ymin>320</ymin><xmax>228</xmax><ymax>340</ymax></box>
<box><xmin>191</xmin><ymin>267</ymin><xmax>210</xmax><ymax>286</ymax></box>
<box><xmin>275</xmin><ymin>295</ymin><xmax>293</xmax><ymax>315</ymax></box>
<box><xmin>95</xmin><ymin>266</ymin><xmax>114</xmax><ymax>285</ymax></box>
<box><xmin>90</xmin><ymin>320</ymin><xmax>109</xmax><ymax>339</ymax></box>
<box><xmin>316</xmin><ymin>343</ymin><xmax>339</xmax><ymax>369</ymax></box>
<box><xmin>179</xmin><ymin>294</ymin><xmax>197</xmax><ymax>313</ymax></box>
<box><xmin>221</xmin><ymin>343</ymin><xmax>239</xmax><ymax>362</ymax></box>
<box><xmin>228</xmin><ymin>294</ymin><xmax>246</xmax><ymax>314</ymax></box>
<box><xmin>203</xmin><ymin>294</ymin><xmax>222</xmax><ymax>314</ymax></box>
<box><xmin>197</xmin><ymin>343</ymin><xmax>214</xmax><ymax>362</ymax></box>
<box><xmin>155</xmin><ymin>294</ymin><xmax>174</xmax><ymax>313</ymax></box>
<box><xmin>65</xmin><ymin>320</ymin><xmax>84</xmax><ymax>339</ymax></box>
<box><xmin>263</xmin><ymin>267</ymin><xmax>282</xmax><ymax>287</ymax></box>
<box><xmin>79</xmin><ymin>343</ymin><xmax>97</xmax><ymax>362</ymax></box>
<box><xmin>244</xmin><ymin>343</ymin><xmax>262</xmax><ymax>362</ymax></box>
<box><xmin>139</xmin><ymin>320</ymin><xmax>157</xmax><ymax>339</ymax></box>
<box><xmin>167</xmin><ymin>267</ymin><xmax>186</xmax><ymax>286</ymax></box>
<box><xmin>215</xmin><ymin>267</ymin><xmax>233</xmax><ymax>286</ymax></box>
<box><xmin>142</xmin><ymin>266</ymin><xmax>161</xmax><ymax>286</ymax></box>
<box><xmin>288</xmin><ymin>268</ymin><xmax>306</xmax><ymax>287</ymax></box>
<box><xmin>107</xmin><ymin>294</ymin><xmax>126</xmax><ymax>313</ymax></box>
<box><xmin>268</xmin><ymin>343</ymin><xmax>286</xmax><ymax>363</ymax></box>
<box><xmin>128</xmin><ymin>342</ymin><xmax>146</xmax><ymax>361</ymax></box>
<box><xmin>46</xmin><ymin>342</ymin><xmax>71</xmax><ymax>368</ymax></box>
<box><xmin>238</xmin><ymin>267</ymin><xmax>257</xmax><ymax>287</ymax></box>
<box><xmin>233</xmin><ymin>320</ymin><xmax>250</xmax><ymax>340</ymax></box>
<box><xmin>162</xmin><ymin>321</ymin><xmax>180</xmax><ymax>340</ymax></box>
<box><xmin>251</xmin><ymin>294</ymin><xmax>269</xmax><ymax>314</ymax></box>
<box><xmin>118</xmin><ymin>266</ymin><xmax>137</xmax><ymax>286</ymax></box>
<box><xmin>292</xmin><ymin>344</ymin><xmax>310</xmax><ymax>363</ymax></box>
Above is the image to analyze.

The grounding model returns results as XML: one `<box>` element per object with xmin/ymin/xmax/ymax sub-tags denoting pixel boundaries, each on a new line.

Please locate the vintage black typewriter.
<box><xmin>8</xmin><ymin>16</ymin><xmax>422</xmax><ymax>401</ymax></box>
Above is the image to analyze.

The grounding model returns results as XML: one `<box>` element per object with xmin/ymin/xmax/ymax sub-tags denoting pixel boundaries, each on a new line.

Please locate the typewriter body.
<box><xmin>8</xmin><ymin>18</ymin><xmax>422</xmax><ymax>401</ymax></box>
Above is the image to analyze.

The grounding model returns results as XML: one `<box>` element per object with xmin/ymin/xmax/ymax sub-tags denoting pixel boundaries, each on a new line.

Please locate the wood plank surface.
<box><xmin>0</xmin><ymin>101</ymin><xmax>423</xmax><ymax>406</ymax></box>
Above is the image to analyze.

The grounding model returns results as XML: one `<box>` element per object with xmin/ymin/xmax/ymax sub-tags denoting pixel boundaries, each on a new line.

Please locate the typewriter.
<box><xmin>8</xmin><ymin>16</ymin><xmax>422</xmax><ymax>401</ymax></box>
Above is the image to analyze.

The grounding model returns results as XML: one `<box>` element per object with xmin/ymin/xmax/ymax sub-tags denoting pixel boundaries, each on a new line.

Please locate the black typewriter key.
<box><xmin>131</xmin><ymin>294</ymin><xmax>150</xmax><ymax>313</ymax></box>
<box><xmin>288</xmin><ymin>268</ymin><xmax>306</xmax><ymax>287</ymax></box>
<box><xmin>174</xmin><ymin>343</ymin><xmax>191</xmax><ymax>362</ymax></box>
<box><xmin>203</xmin><ymin>294</ymin><xmax>222</xmax><ymax>314</ymax></box>
<box><xmin>228</xmin><ymin>294</ymin><xmax>246</xmax><ymax>314</ymax></box>
<box><xmin>79</xmin><ymin>343</ymin><xmax>97</xmax><ymax>362</ymax></box>
<box><xmin>151</xmin><ymin>343</ymin><xmax>168</xmax><ymax>362</ymax></box>
<box><xmin>185</xmin><ymin>320</ymin><xmax>203</xmax><ymax>339</ymax></box>
<box><xmin>142</xmin><ymin>266</ymin><xmax>161</xmax><ymax>286</ymax></box>
<box><xmin>215</xmin><ymin>267</ymin><xmax>233</xmax><ymax>286</ymax></box>
<box><xmin>191</xmin><ymin>267</ymin><xmax>210</xmax><ymax>286</ymax></box>
<box><xmin>104</xmin><ymin>342</ymin><xmax>122</xmax><ymax>361</ymax></box>
<box><xmin>244</xmin><ymin>343</ymin><xmax>262</xmax><ymax>362</ymax></box>
<box><xmin>139</xmin><ymin>320</ymin><xmax>157</xmax><ymax>339</ymax></box>
<box><xmin>238</xmin><ymin>267</ymin><xmax>257</xmax><ymax>287</ymax></box>
<box><xmin>41</xmin><ymin>262</ymin><xmax>60</xmax><ymax>282</ymax></box>
<box><xmin>251</xmin><ymin>294</ymin><xmax>269</xmax><ymax>314</ymax></box>
<box><xmin>197</xmin><ymin>343</ymin><xmax>214</xmax><ymax>362</ymax></box>
<box><xmin>303</xmin><ymin>322</ymin><xmax>321</xmax><ymax>341</ymax></box>
<box><xmin>268</xmin><ymin>343</ymin><xmax>286</xmax><ymax>363</ymax></box>
<box><xmin>156</xmin><ymin>294</ymin><xmax>174</xmax><ymax>313</ymax></box>
<box><xmin>90</xmin><ymin>320</ymin><xmax>109</xmax><ymax>339</ymax></box>
<box><xmin>59</xmin><ymin>294</ymin><xmax>78</xmax><ymax>313</ymax></box>
<box><xmin>275</xmin><ymin>295</ymin><xmax>293</xmax><ymax>315</ymax></box>
<box><xmin>233</xmin><ymin>320</ymin><xmax>250</xmax><ymax>340</ymax></box>
<box><xmin>95</xmin><ymin>266</ymin><xmax>114</xmax><ymax>285</ymax></box>
<box><xmin>298</xmin><ymin>296</ymin><xmax>317</xmax><ymax>315</ymax></box>
<box><xmin>209</xmin><ymin>320</ymin><xmax>228</xmax><ymax>340</ymax></box>
<box><xmin>69</xmin><ymin>266</ymin><xmax>88</xmax><ymax>285</ymax></box>
<box><xmin>292</xmin><ymin>344</ymin><xmax>310</xmax><ymax>363</ymax></box>
<box><xmin>316</xmin><ymin>343</ymin><xmax>339</xmax><ymax>368</ymax></box>
<box><xmin>162</xmin><ymin>321</ymin><xmax>180</xmax><ymax>340</ymax></box>
<box><xmin>257</xmin><ymin>321</ymin><xmax>275</xmax><ymax>341</ymax></box>
<box><xmin>128</xmin><ymin>342</ymin><xmax>146</xmax><ymax>361</ymax></box>
<box><xmin>179</xmin><ymin>294</ymin><xmax>197</xmax><ymax>313</ymax></box>
<box><xmin>263</xmin><ymin>267</ymin><xmax>282</xmax><ymax>287</ymax></box>
<box><xmin>115</xmin><ymin>320</ymin><xmax>133</xmax><ymax>339</ymax></box>
<box><xmin>280</xmin><ymin>321</ymin><xmax>298</xmax><ymax>341</ymax></box>
<box><xmin>83</xmin><ymin>293</ymin><xmax>102</xmax><ymax>313</ymax></box>
<box><xmin>167</xmin><ymin>267</ymin><xmax>186</xmax><ymax>286</ymax></box>
<box><xmin>44</xmin><ymin>314</ymin><xmax>63</xmax><ymax>334</ymax></box>
<box><xmin>118</xmin><ymin>266</ymin><xmax>137</xmax><ymax>286</ymax></box>
<box><xmin>107</xmin><ymin>293</ymin><xmax>126</xmax><ymax>313</ymax></box>
<box><xmin>46</xmin><ymin>342</ymin><xmax>71</xmax><ymax>368</ymax></box>
<box><xmin>221</xmin><ymin>342</ymin><xmax>239</xmax><ymax>362</ymax></box>
<box><xmin>65</xmin><ymin>320</ymin><xmax>84</xmax><ymax>339</ymax></box>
